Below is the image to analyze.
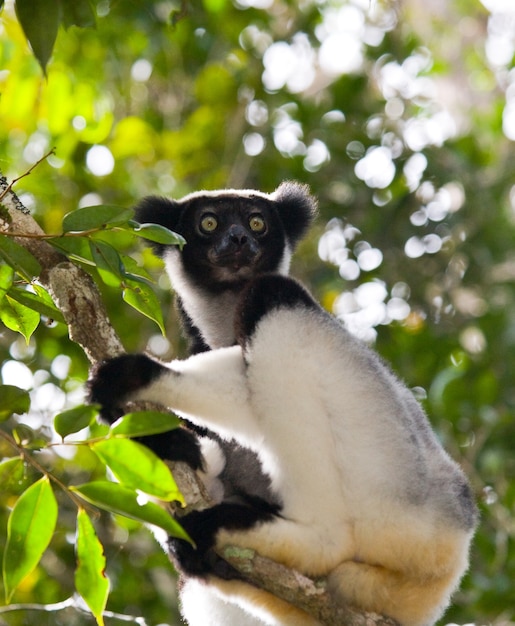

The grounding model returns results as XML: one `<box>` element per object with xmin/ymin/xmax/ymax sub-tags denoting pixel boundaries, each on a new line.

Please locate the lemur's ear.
<box><xmin>134</xmin><ymin>195</ymin><xmax>183</xmax><ymax>229</ymax></box>
<box><xmin>272</xmin><ymin>181</ymin><xmax>318</xmax><ymax>246</ymax></box>
<box><xmin>133</xmin><ymin>196</ymin><xmax>183</xmax><ymax>255</ymax></box>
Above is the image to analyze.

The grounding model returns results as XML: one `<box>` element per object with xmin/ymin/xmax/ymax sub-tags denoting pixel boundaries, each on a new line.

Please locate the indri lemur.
<box><xmin>88</xmin><ymin>183</ymin><xmax>477</xmax><ymax>626</ymax></box>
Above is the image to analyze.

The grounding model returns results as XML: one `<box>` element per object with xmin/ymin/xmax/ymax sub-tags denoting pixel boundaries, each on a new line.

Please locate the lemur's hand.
<box><xmin>87</xmin><ymin>354</ymin><xmax>164</xmax><ymax>423</ymax></box>
<box><xmin>168</xmin><ymin>509</ymin><xmax>244</xmax><ymax>581</ymax></box>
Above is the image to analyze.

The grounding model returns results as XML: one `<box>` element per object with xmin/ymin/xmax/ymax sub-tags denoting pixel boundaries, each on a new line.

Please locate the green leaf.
<box><xmin>0</xmin><ymin>295</ymin><xmax>40</xmax><ymax>343</ymax></box>
<box><xmin>0</xmin><ymin>457</ymin><xmax>34</xmax><ymax>495</ymax></box>
<box><xmin>71</xmin><ymin>481</ymin><xmax>189</xmax><ymax>539</ymax></box>
<box><xmin>0</xmin><ymin>264</ymin><xmax>14</xmax><ymax>300</ymax></box>
<box><xmin>54</xmin><ymin>404</ymin><xmax>99</xmax><ymax>439</ymax></box>
<box><xmin>0</xmin><ymin>235</ymin><xmax>42</xmax><ymax>281</ymax></box>
<box><xmin>120</xmin><ymin>254</ymin><xmax>153</xmax><ymax>284</ymax></box>
<box><xmin>0</xmin><ymin>457</ymin><xmax>24</xmax><ymax>488</ymax></box>
<box><xmin>61</xmin><ymin>0</ymin><xmax>96</xmax><ymax>28</ymax></box>
<box><xmin>111</xmin><ymin>411</ymin><xmax>181</xmax><ymax>438</ymax></box>
<box><xmin>15</xmin><ymin>0</ymin><xmax>60</xmax><ymax>73</ymax></box>
<box><xmin>13</xmin><ymin>423</ymin><xmax>37</xmax><ymax>447</ymax></box>
<box><xmin>7</xmin><ymin>285</ymin><xmax>65</xmax><ymax>324</ymax></box>
<box><xmin>129</xmin><ymin>222</ymin><xmax>186</xmax><ymax>247</ymax></box>
<box><xmin>122</xmin><ymin>279</ymin><xmax>165</xmax><ymax>334</ymax></box>
<box><xmin>48</xmin><ymin>236</ymin><xmax>96</xmax><ymax>266</ymax></box>
<box><xmin>89</xmin><ymin>239</ymin><xmax>125</xmax><ymax>287</ymax></box>
<box><xmin>75</xmin><ymin>509</ymin><xmax>109</xmax><ymax>626</ymax></box>
<box><xmin>62</xmin><ymin>205</ymin><xmax>134</xmax><ymax>233</ymax></box>
<box><xmin>33</xmin><ymin>283</ymin><xmax>65</xmax><ymax>319</ymax></box>
<box><xmin>3</xmin><ymin>477</ymin><xmax>58</xmax><ymax>602</ymax></box>
<box><xmin>0</xmin><ymin>385</ymin><xmax>30</xmax><ymax>421</ymax></box>
<box><xmin>91</xmin><ymin>438</ymin><xmax>181</xmax><ymax>501</ymax></box>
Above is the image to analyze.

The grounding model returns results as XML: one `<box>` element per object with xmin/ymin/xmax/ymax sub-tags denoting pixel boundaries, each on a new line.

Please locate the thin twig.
<box><xmin>0</xmin><ymin>148</ymin><xmax>56</xmax><ymax>202</ymax></box>
<box><xmin>0</xmin><ymin>594</ymin><xmax>149</xmax><ymax>624</ymax></box>
<box><xmin>0</xmin><ymin>430</ymin><xmax>98</xmax><ymax>515</ymax></box>
<box><xmin>0</xmin><ymin>227</ymin><xmax>109</xmax><ymax>239</ymax></box>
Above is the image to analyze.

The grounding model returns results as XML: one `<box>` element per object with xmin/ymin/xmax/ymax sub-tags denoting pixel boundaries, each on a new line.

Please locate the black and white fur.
<box><xmin>90</xmin><ymin>182</ymin><xmax>320</xmax><ymax>617</ymax></box>
<box><xmin>89</xmin><ymin>274</ymin><xmax>477</xmax><ymax>626</ymax></box>
<box><xmin>129</xmin><ymin>181</ymin><xmax>317</xmax><ymax>542</ymax></box>
<box><xmin>130</xmin><ymin>182</ymin><xmax>317</xmax><ymax>515</ymax></box>
<box><xmin>135</xmin><ymin>181</ymin><xmax>317</xmax><ymax>353</ymax></box>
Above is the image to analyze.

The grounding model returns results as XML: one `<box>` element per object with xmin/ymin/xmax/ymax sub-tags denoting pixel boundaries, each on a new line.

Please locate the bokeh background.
<box><xmin>1</xmin><ymin>0</ymin><xmax>515</xmax><ymax>623</ymax></box>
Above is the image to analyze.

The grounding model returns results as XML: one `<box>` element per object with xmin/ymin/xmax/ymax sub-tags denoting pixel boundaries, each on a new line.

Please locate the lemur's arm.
<box><xmin>87</xmin><ymin>354</ymin><xmax>206</xmax><ymax>468</ymax></box>
<box><xmin>88</xmin><ymin>347</ymin><xmax>258</xmax><ymax>445</ymax></box>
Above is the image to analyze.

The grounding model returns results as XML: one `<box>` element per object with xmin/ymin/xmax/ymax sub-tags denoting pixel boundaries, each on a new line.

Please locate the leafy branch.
<box><xmin>7</xmin><ymin>0</ymin><xmax>95</xmax><ymax>74</ymax></box>
<box><xmin>0</xmin><ymin>399</ymin><xmax>192</xmax><ymax>623</ymax></box>
<box><xmin>1</xmin><ymin>188</ymin><xmax>185</xmax><ymax>344</ymax></box>
<box><xmin>0</xmin><ymin>428</ymin><xmax>90</xmax><ymax>512</ymax></box>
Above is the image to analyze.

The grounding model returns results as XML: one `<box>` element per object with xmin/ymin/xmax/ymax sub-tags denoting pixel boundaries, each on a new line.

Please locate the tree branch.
<box><xmin>0</xmin><ymin>176</ymin><xmax>124</xmax><ymax>363</ymax></box>
<box><xmin>221</xmin><ymin>548</ymin><xmax>397</xmax><ymax>626</ymax></box>
<box><xmin>0</xmin><ymin>177</ymin><xmax>396</xmax><ymax>626</ymax></box>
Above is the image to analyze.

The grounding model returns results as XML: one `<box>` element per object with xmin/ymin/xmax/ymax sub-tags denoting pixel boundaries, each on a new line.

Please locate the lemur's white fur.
<box><xmin>128</xmin><ymin>302</ymin><xmax>476</xmax><ymax>626</ymax></box>
<box><xmin>162</xmin><ymin>244</ymin><xmax>292</xmax><ymax>349</ymax></box>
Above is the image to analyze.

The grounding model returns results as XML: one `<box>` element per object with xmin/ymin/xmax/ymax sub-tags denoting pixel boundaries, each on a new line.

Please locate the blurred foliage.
<box><xmin>1</xmin><ymin>0</ymin><xmax>515</xmax><ymax>624</ymax></box>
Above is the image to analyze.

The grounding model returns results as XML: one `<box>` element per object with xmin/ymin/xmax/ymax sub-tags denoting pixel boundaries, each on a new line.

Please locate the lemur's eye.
<box><xmin>249</xmin><ymin>214</ymin><xmax>266</xmax><ymax>233</ymax></box>
<box><xmin>200</xmin><ymin>213</ymin><xmax>218</xmax><ymax>233</ymax></box>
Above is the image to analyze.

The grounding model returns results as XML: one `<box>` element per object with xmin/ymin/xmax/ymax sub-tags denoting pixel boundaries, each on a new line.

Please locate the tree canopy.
<box><xmin>1</xmin><ymin>0</ymin><xmax>515</xmax><ymax>624</ymax></box>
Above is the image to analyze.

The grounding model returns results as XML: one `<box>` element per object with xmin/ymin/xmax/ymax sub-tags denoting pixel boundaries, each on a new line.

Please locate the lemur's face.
<box><xmin>177</xmin><ymin>196</ymin><xmax>287</xmax><ymax>290</ymax></box>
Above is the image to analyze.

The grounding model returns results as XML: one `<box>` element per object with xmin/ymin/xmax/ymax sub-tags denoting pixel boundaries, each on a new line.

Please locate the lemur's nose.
<box><xmin>228</xmin><ymin>225</ymin><xmax>248</xmax><ymax>245</ymax></box>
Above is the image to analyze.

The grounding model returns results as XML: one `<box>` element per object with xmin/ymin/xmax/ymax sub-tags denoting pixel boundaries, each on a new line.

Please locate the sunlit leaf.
<box><xmin>0</xmin><ymin>457</ymin><xmax>24</xmax><ymax>487</ymax></box>
<box><xmin>7</xmin><ymin>285</ymin><xmax>65</xmax><ymax>324</ymax></box>
<box><xmin>122</xmin><ymin>279</ymin><xmax>165</xmax><ymax>334</ymax></box>
<box><xmin>111</xmin><ymin>411</ymin><xmax>181</xmax><ymax>438</ymax></box>
<box><xmin>89</xmin><ymin>239</ymin><xmax>125</xmax><ymax>287</ymax></box>
<box><xmin>72</xmin><ymin>481</ymin><xmax>189</xmax><ymax>538</ymax></box>
<box><xmin>75</xmin><ymin>509</ymin><xmax>109</xmax><ymax>626</ymax></box>
<box><xmin>0</xmin><ymin>295</ymin><xmax>40</xmax><ymax>343</ymax></box>
<box><xmin>54</xmin><ymin>404</ymin><xmax>99</xmax><ymax>439</ymax></box>
<box><xmin>91</xmin><ymin>438</ymin><xmax>181</xmax><ymax>501</ymax></box>
<box><xmin>0</xmin><ymin>235</ymin><xmax>41</xmax><ymax>281</ymax></box>
<box><xmin>0</xmin><ymin>457</ymin><xmax>35</xmax><ymax>496</ymax></box>
<box><xmin>15</xmin><ymin>0</ymin><xmax>60</xmax><ymax>73</ymax></box>
<box><xmin>130</xmin><ymin>222</ymin><xmax>186</xmax><ymax>247</ymax></box>
<box><xmin>62</xmin><ymin>205</ymin><xmax>134</xmax><ymax>233</ymax></box>
<box><xmin>0</xmin><ymin>264</ymin><xmax>14</xmax><ymax>300</ymax></box>
<box><xmin>0</xmin><ymin>385</ymin><xmax>30</xmax><ymax>421</ymax></box>
<box><xmin>3</xmin><ymin>477</ymin><xmax>58</xmax><ymax>602</ymax></box>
